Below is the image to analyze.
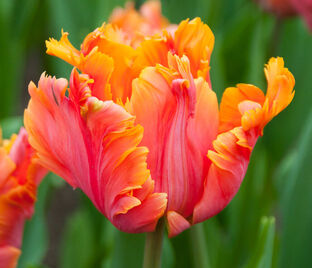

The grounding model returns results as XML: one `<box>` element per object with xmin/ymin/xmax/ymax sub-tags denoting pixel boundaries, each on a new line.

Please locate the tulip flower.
<box><xmin>24</xmin><ymin>55</ymin><xmax>294</xmax><ymax>238</ymax></box>
<box><xmin>0</xmin><ymin>128</ymin><xmax>46</xmax><ymax>268</ymax></box>
<box><xmin>256</xmin><ymin>0</ymin><xmax>312</xmax><ymax>30</ymax></box>
<box><xmin>25</xmin><ymin>6</ymin><xmax>295</xmax><ymax>238</ymax></box>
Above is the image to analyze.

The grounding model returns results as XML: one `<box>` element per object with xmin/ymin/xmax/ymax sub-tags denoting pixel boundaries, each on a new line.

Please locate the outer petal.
<box><xmin>24</xmin><ymin>74</ymin><xmax>86</xmax><ymax>189</ymax></box>
<box><xmin>193</xmin><ymin>127</ymin><xmax>255</xmax><ymax>223</ymax></box>
<box><xmin>129</xmin><ymin>55</ymin><xmax>218</xmax><ymax>235</ymax></box>
<box><xmin>194</xmin><ymin>57</ymin><xmax>295</xmax><ymax>224</ymax></box>
<box><xmin>24</xmin><ymin>72</ymin><xmax>167</xmax><ymax>233</ymax></box>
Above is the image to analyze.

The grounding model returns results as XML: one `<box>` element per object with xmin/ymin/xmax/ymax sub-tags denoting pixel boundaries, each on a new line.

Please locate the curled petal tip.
<box><xmin>219</xmin><ymin>57</ymin><xmax>294</xmax><ymax>134</ymax></box>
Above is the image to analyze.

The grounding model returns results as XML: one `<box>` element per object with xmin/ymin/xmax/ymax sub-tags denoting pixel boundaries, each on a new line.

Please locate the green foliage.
<box><xmin>245</xmin><ymin>217</ymin><xmax>275</xmax><ymax>268</ymax></box>
<box><xmin>0</xmin><ymin>116</ymin><xmax>23</xmax><ymax>138</ymax></box>
<box><xmin>18</xmin><ymin>173</ymin><xmax>65</xmax><ymax>268</ymax></box>
<box><xmin>0</xmin><ymin>0</ymin><xmax>311</xmax><ymax>267</ymax></box>
<box><xmin>275</xmin><ymin>111</ymin><xmax>312</xmax><ymax>268</ymax></box>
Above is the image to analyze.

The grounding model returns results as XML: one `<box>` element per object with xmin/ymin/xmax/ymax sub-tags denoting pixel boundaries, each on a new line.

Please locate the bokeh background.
<box><xmin>1</xmin><ymin>0</ymin><xmax>312</xmax><ymax>267</ymax></box>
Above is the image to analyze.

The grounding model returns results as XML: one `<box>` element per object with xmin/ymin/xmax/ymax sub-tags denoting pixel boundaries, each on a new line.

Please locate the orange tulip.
<box><xmin>0</xmin><ymin>128</ymin><xmax>46</xmax><ymax>268</ymax></box>
<box><xmin>26</xmin><ymin>8</ymin><xmax>294</xmax><ymax>237</ymax></box>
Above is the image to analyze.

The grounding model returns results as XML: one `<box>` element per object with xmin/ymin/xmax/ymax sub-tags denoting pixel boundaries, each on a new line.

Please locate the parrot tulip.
<box><xmin>25</xmin><ymin>5</ymin><xmax>294</xmax><ymax>237</ymax></box>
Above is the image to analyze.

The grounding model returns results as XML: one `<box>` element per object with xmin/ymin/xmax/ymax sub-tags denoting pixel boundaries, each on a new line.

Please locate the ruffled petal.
<box><xmin>219</xmin><ymin>57</ymin><xmax>294</xmax><ymax>135</ymax></box>
<box><xmin>134</xmin><ymin>17</ymin><xmax>214</xmax><ymax>85</ymax></box>
<box><xmin>194</xmin><ymin>57</ymin><xmax>295</xmax><ymax>224</ymax></box>
<box><xmin>129</xmin><ymin>54</ymin><xmax>218</xmax><ymax>228</ymax></box>
<box><xmin>173</xmin><ymin>18</ymin><xmax>214</xmax><ymax>82</ymax></box>
<box><xmin>263</xmin><ymin>57</ymin><xmax>295</xmax><ymax>120</ymax></box>
<box><xmin>193</xmin><ymin>127</ymin><xmax>255</xmax><ymax>224</ymax></box>
<box><xmin>46</xmin><ymin>30</ymin><xmax>81</xmax><ymax>66</ymax></box>
<box><xmin>24</xmin><ymin>74</ymin><xmax>87</xmax><ymax>189</ymax></box>
<box><xmin>24</xmin><ymin>71</ymin><xmax>167</xmax><ymax>233</ymax></box>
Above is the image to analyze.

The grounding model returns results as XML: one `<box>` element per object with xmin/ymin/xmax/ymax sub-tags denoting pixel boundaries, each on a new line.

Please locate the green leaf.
<box><xmin>162</xmin><ymin>235</ymin><xmax>175</xmax><ymax>268</ymax></box>
<box><xmin>111</xmin><ymin>231</ymin><xmax>145</xmax><ymax>267</ymax></box>
<box><xmin>18</xmin><ymin>173</ymin><xmax>60</xmax><ymax>268</ymax></box>
<box><xmin>277</xmin><ymin>110</ymin><xmax>312</xmax><ymax>268</ymax></box>
<box><xmin>245</xmin><ymin>217</ymin><xmax>276</xmax><ymax>268</ymax></box>
<box><xmin>60</xmin><ymin>208</ymin><xmax>96</xmax><ymax>268</ymax></box>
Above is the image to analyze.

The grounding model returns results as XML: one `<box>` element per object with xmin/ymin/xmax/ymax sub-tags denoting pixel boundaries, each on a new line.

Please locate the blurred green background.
<box><xmin>0</xmin><ymin>0</ymin><xmax>311</xmax><ymax>267</ymax></box>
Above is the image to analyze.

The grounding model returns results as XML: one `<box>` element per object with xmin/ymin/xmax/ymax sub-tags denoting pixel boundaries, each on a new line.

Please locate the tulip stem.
<box><xmin>143</xmin><ymin>218</ymin><xmax>165</xmax><ymax>268</ymax></box>
<box><xmin>190</xmin><ymin>223</ymin><xmax>210</xmax><ymax>268</ymax></box>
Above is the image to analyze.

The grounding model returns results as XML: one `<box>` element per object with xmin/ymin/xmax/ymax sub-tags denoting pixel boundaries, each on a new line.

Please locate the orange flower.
<box><xmin>27</xmin><ymin>7</ymin><xmax>294</xmax><ymax>237</ymax></box>
<box><xmin>0</xmin><ymin>128</ymin><xmax>46</xmax><ymax>268</ymax></box>
<box><xmin>46</xmin><ymin>17</ymin><xmax>214</xmax><ymax>103</ymax></box>
<box><xmin>256</xmin><ymin>0</ymin><xmax>312</xmax><ymax>30</ymax></box>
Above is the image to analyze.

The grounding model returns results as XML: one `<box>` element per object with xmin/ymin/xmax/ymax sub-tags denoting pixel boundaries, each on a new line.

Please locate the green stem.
<box><xmin>143</xmin><ymin>218</ymin><xmax>165</xmax><ymax>268</ymax></box>
<box><xmin>189</xmin><ymin>223</ymin><xmax>210</xmax><ymax>268</ymax></box>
